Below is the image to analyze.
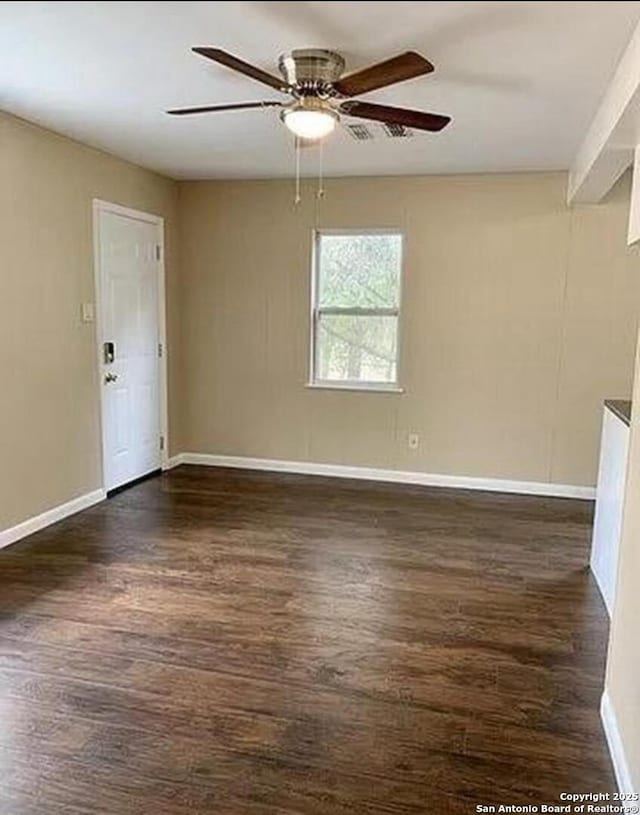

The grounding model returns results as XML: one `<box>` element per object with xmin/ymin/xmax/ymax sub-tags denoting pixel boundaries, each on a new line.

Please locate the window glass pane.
<box><xmin>317</xmin><ymin>233</ymin><xmax>402</xmax><ymax>309</ymax></box>
<box><xmin>316</xmin><ymin>314</ymin><xmax>398</xmax><ymax>384</ymax></box>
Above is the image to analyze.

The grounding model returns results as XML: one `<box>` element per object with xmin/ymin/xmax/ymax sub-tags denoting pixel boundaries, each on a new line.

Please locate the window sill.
<box><xmin>306</xmin><ymin>382</ymin><xmax>404</xmax><ymax>394</ymax></box>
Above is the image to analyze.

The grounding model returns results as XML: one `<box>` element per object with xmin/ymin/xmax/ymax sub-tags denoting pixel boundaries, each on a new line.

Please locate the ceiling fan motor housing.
<box><xmin>278</xmin><ymin>49</ymin><xmax>346</xmax><ymax>95</ymax></box>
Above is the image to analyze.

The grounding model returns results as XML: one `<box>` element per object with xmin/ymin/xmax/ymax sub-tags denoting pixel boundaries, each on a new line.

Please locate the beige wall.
<box><xmin>2</xmin><ymin>114</ymin><xmax>638</xmax><ymax>534</ymax></box>
<box><xmin>0</xmin><ymin>112</ymin><xmax>181</xmax><ymax>530</ymax></box>
<box><xmin>178</xmin><ymin>172</ymin><xmax>640</xmax><ymax>487</ymax></box>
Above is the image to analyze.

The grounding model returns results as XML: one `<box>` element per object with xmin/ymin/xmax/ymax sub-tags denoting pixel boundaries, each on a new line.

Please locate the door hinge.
<box><xmin>155</xmin><ymin>244</ymin><xmax>161</xmax><ymax>261</ymax></box>
<box><xmin>159</xmin><ymin>435</ymin><xmax>165</xmax><ymax>451</ymax></box>
<box><xmin>158</xmin><ymin>342</ymin><xmax>163</xmax><ymax>358</ymax></box>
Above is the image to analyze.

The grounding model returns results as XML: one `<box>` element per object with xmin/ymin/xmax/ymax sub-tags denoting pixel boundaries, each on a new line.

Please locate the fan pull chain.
<box><xmin>317</xmin><ymin>139</ymin><xmax>325</xmax><ymax>200</ymax></box>
<box><xmin>294</xmin><ymin>137</ymin><xmax>301</xmax><ymax>205</ymax></box>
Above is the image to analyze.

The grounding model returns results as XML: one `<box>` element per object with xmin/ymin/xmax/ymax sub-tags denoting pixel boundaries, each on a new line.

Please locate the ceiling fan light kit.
<box><xmin>281</xmin><ymin>98</ymin><xmax>339</xmax><ymax>141</ymax></box>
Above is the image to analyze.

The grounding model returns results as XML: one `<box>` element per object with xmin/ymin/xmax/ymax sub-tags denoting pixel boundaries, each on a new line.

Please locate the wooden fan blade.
<box><xmin>167</xmin><ymin>101</ymin><xmax>283</xmax><ymax>116</ymax></box>
<box><xmin>192</xmin><ymin>47</ymin><xmax>287</xmax><ymax>92</ymax></box>
<box><xmin>333</xmin><ymin>51</ymin><xmax>433</xmax><ymax>97</ymax></box>
<box><xmin>340</xmin><ymin>100</ymin><xmax>450</xmax><ymax>132</ymax></box>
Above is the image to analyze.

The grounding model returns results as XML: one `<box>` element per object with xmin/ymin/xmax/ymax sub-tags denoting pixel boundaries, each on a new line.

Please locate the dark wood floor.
<box><xmin>0</xmin><ymin>465</ymin><xmax>614</xmax><ymax>814</ymax></box>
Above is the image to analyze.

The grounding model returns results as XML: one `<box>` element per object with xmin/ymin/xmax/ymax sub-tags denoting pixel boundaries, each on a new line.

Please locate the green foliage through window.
<box><xmin>313</xmin><ymin>232</ymin><xmax>402</xmax><ymax>386</ymax></box>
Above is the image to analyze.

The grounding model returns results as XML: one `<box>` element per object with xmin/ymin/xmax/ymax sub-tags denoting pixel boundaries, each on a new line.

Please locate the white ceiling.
<box><xmin>2</xmin><ymin>1</ymin><xmax>640</xmax><ymax>179</ymax></box>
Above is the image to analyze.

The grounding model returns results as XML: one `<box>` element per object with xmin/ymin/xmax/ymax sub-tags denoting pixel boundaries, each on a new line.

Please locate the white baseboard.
<box><xmin>601</xmin><ymin>689</ymin><xmax>637</xmax><ymax>795</ymax></box>
<box><xmin>164</xmin><ymin>454</ymin><xmax>184</xmax><ymax>470</ymax></box>
<box><xmin>175</xmin><ymin>452</ymin><xmax>595</xmax><ymax>499</ymax></box>
<box><xmin>0</xmin><ymin>488</ymin><xmax>106</xmax><ymax>551</ymax></box>
<box><xmin>590</xmin><ymin>561</ymin><xmax>613</xmax><ymax>619</ymax></box>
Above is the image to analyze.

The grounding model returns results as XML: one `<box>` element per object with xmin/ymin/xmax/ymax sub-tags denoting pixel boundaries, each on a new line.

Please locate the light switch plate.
<box><xmin>81</xmin><ymin>302</ymin><xmax>94</xmax><ymax>323</ymax></box>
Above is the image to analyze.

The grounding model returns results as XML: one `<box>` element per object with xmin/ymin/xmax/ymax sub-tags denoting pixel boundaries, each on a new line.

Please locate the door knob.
<box><xmin>104</xmin><ymin>372</ymin><xmax>119</xmax><ymax>384</ymax></box>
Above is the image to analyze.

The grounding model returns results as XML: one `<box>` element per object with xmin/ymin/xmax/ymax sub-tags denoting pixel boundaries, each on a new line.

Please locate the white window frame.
<box><xmin>308</xmin><ymin>228</ymin><xmax>404</xmax><ymax>393</ymax></box>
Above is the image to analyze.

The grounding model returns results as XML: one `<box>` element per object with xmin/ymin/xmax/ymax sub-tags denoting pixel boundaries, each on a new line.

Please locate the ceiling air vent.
<box><xmin>345</xmin><ymin>123</ymin><xmax>374</xmax><ymax>141</ymax></box>
<box><xmin>381</xmin><ymin>123</ymin><xmax>413</xmax><ymax>138</ymax></box>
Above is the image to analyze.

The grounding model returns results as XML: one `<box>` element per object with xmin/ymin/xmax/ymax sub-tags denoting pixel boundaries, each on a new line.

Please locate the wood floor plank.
<box><xmin>0</xmin><ymin>465</ymin><xmax>614</xmax><ymax>813</ymax></box>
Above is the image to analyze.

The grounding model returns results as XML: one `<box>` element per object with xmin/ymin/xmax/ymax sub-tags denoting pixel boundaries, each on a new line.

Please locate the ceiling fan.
<box><xmin>168</xmin><ymin>48</ymin><xmax>451</xmax><ymax>141</ymax></box>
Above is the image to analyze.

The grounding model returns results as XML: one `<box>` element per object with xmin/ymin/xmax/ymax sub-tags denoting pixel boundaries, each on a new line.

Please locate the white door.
<box><xmin>97</xmin><ymin>208</ymin><xmax>162</xmax><ymax>491</ymax></box>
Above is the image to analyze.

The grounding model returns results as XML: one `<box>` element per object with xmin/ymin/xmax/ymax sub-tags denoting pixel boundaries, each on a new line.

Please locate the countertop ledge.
<box><xmin>604</xmin><ymin>399</ymin><xmax>632</xmax><ymax>426</ymax></box>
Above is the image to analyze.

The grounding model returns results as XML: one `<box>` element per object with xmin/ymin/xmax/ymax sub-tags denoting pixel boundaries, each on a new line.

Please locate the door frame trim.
<box><xmin>92</xmin><ymin>199</ymin><xmax>169</xmax><ymax>489</ymax></box>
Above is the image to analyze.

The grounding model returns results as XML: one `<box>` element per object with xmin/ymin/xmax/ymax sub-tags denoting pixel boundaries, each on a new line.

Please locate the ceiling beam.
<box><xmin>568</xmin><ymin>20</ymin><xmax>640</xmax><ymax>205</ymax></box>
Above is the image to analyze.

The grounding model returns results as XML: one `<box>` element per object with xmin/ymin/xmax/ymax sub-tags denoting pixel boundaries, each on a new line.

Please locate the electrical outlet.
<box><xmin>408</xmin><ymin>432</ymin><xmax>420</xmax><ymax>450</ymax></box>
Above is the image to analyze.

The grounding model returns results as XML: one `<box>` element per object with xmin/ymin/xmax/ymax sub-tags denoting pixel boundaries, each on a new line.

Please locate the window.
<box><xmin>310</xmin><ymin>230</ymin><xmax>403</xmax><ymax>390</ymax></box>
